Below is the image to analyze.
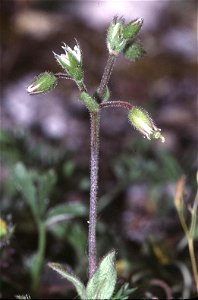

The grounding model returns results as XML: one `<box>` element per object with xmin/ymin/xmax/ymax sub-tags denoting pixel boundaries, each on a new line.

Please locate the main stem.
<box><xmin>88</xmin><ymin>111</ymin><xmax>100</xmax><ymax>278</ymax></box>
<box><xmin>88</xmin><ymin>53</ymin><xmax>116</xmax><ymax>279</ymax></box>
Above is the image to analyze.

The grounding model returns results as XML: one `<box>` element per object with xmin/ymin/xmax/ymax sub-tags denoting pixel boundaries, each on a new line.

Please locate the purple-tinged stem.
<box><xmin>100</xmin><ymin>100</ymin><xmax>133</xmax><ymax>110</ymax></box>
<box><xmin>88</xmin><ymin>111</ymin><xmax>100</xmax><ymax>278</ymax></box>
<box><xmin>96</xmin><ymin>54</ymin><xmax>116</xmax><ymax>102</ymax></box>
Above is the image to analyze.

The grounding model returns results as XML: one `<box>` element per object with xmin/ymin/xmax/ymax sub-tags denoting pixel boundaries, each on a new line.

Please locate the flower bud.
<box><xmin>124</xmin><ymin>42</ymin><xmax>146</xmax><ymax>62</ymax></box>
<box><xmin>107</xmin><ymin>17</ymin><xmax>127</xmax><ymax>55</ymax></box>
<box><xmin>53</xmin><ymin>42</ymin><xmax>83</xmax><ymax>82</ymax></box>
<box><xmin>128</xmin><ymin>106</ymin><xmax>165</xmax><ymax>142</ymax></box>
<box><xmin>80</xmin><ymin>92</ymin><xmax>99</xmax><ymax>112</ymax></box>
<box><xmin>123</xmin><ymin>18</ymin><xmax>143</xmax><ymax>39</ymax></box>
<box><xmin>27</xmin><ymin>72</ymin><xmax>57</xmax><ymax>95</ymax></box>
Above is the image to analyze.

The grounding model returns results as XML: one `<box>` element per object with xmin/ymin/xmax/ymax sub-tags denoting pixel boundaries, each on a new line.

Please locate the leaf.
<box><xmin>37</xmin><ymin>169</ymin><xmax>56</xmax><ymax>217</ymax></box>
<box><xmin>46</xmin><ymin>202</ymin><xmax>87</xmax><ymax>225</ymax></box>
<box><xmin>112</xmin><ymin>283</ymin><xmax>137</xmax><ymax>300</ymax></box>
<box><xmin>86</xmin><ymin>250</ymin><xmax>117</xmax><ymax>300</ymax></box>
<box><xmin>13</xmin><ymin>163</ymin><xmax>38</xmax><ymax>219</ymax></box>
<box><xmin>48</xmin><ymin>262</ymin><xmax>87</xmax><ymax>299</ymax></box>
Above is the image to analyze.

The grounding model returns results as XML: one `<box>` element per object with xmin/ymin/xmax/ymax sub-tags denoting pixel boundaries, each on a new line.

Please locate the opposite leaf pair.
<box><xmin>49</xmin><ymin>250</ymin><xmax>117</xmax><ymax>300</ymax></box>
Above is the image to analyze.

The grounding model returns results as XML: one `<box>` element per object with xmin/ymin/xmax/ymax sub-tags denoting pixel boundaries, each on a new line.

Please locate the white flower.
<box><xmin>53</xmin><ymin>42</ymin><xmax>81</xmax><ymax>70</ymax></box>
<box><xmin>62</xmin><ymin>43</ymin><xmax>81</xmax><ymax>63</ymax></box>
<box><xmin>53</xmin><ymin>41</ymin><xmax>83</xmax><ymax>82</ymax></box>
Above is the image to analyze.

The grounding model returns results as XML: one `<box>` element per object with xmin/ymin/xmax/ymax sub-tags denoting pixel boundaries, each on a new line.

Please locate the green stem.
<box><xmin>32</xmin><ymin>221</ymin><xmax>46</xmax><ymax>293</ymax></box>
<box><xmin>88</xmin><ymin>111</ymin><xmax>100</xmax><ymax>278</ymax></box>
<box><xmin>188</xmin><ymin>237</ymin><xmax>198</xmax><ymax>294</ymax></box>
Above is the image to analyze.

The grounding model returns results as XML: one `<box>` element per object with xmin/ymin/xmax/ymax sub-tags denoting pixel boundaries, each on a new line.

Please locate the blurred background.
<box><xmin>0</xmin><ymin>0</ymin><xmax>197</xmax><ymax>299</ymax></box>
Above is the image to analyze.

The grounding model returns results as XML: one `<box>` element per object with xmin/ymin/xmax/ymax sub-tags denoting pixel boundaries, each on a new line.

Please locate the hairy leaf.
<box><xmin>86</xmin><ymin>250</ymin><xmax>117</xmax><ymax>299</ymax></box>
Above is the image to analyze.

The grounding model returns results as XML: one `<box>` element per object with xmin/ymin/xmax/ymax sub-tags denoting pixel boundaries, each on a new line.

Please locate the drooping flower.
<box><xmin>128</xmin><ymin>106</ymin><xmax>165</xmax><ymax>143</ymax></box>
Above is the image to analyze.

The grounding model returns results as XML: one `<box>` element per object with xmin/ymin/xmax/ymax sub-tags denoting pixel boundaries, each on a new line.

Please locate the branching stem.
<box><xmin>96</xmin><ymin>54</ymin><xmax>116</xmax><ymax>102</ymax></box>
<box><xmin>100</xmin><ymin>100</ymin><xmax>133</xmax><ymax>110</ymax></box>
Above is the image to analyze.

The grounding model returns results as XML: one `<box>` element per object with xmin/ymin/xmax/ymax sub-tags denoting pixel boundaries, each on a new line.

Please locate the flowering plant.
<box><xmin>27</xmin><ymin>16</ymin><xmax>165</xmax><ymax>299</ymax></box>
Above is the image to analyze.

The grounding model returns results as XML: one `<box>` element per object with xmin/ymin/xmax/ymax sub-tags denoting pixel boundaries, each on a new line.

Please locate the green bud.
<box><xmin>128</xmin><ymin>106</ymin><xmax>165</xmax><ymax>143</ymax></box>
<box><xmin>27</xmin><ymin>72</ymin><xmax>57</xmax><ymax>95</ymax></box>
<box><xmin>107</xmin><ymin>17</ymin><xmax>127</xmax><ymax>55</ymax></box>
<box><xmin>80</xmin><ymin>92</ymin><xmax>99</xmax><ymax>112</ymax></box>
<box><xmin>123</xmin><ymin>18</ymin><xmax>143</xmax><ymax>39</ymax></box>
<box><xmin>124</xmin><ymin>42</ymin><xmax>145</xmax><ymax>62</ymax></box>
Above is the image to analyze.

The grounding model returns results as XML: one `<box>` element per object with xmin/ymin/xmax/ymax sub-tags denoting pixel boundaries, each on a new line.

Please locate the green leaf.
<box><xmin>37</xmin><ymin>169</ymin><xmax>56</xmax><ymax>217</ymax></box>
<box><xmin>46</xmin><ymin>202</ymin><xmax>87</xmax><ymax>225</ymax></box>
<box><xmin>48</xmin><ymin>262</ymin><xmax>87</xmax><ymax>299</ymax></box>
<box><xmin>124</xmin><ymin>42</ymin><xmax>145</xmax><ymax>62</ymax></box>
<box><xmin>113</xmin><ymin>283</ymin><xmax>137</xmax><ymax>300</ymax></box>
<box><xmin>66</xmin><ymin>223</ymin><xmax>87</xmax><ymax>262</ymax></box>
<box><xmin>86</xmin><ymin>250</ymin><xmax>117</xmax><ymax>300</ymax></box>
<box><xmin>13</xmin><ymin>163</ymin><xmax>38</xmax><ymax>219</ymax></box>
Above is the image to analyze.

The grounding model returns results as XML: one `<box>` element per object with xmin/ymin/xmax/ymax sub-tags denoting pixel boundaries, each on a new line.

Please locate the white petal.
<box><xmin>60</xmin><ymin>54</ymin><xmax>71</xmax><ymax>66</ymax></box>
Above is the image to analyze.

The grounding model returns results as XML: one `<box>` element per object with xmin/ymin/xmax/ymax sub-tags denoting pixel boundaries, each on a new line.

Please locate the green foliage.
<box><xmin>113</xmin><ymin>283</ymin><xmax>137</xmax><ymax>300</ymax></box>
<box><xmin>13</xmin><ymin>162</ymin><xmax>56</xmax><ymax>221</ymax></box>
<box><xmin>46</xmin><ymin>202</ymin><xmax>87</xmax><ymax>225</ymax></box>
<box><xmin>86</xmin><ymin>250</ymin><xmax>117</xmax><ymax>299</ymax></box>
<box><xmin>48</xmin><ymin>262</ymin><xmax>87</xmax><ymax>299</ymax></box>
<box><xmin>113</xmin><ymin>148</ymin><xmax>182</xmax><ymax>184</ymax></box>
<box><xmin>49</xmin><ymin>250</ymin><xmax>117</xmax><ymax>300</ymax></box>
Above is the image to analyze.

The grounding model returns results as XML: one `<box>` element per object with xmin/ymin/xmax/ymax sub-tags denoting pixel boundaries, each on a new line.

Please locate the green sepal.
<box><xmin>128</xmin><ymin>106</ymin><xmax>165</xmax><ymax>142</ymax></box>
<box><xmin>70</xmin><ymin>67</ymin><xmax>84</xmax><ymax>82</ymax></box>
<box><xmin>124</xmin><ymin>42</ymin><xmax>146</xmax><ymax>62</ymax></box>
<box><xmin>86</xmin><ymin>250</ymin><xmax>117</xmax><ymax>299</ymax></box>
<box><xmin>80</xmin><ymin>92</ymin><xmax>99</xmax><ymax>112</ymax></box>
<box><xmin>107</xmin><ymin>17</ymin><xmax>127</xmax><ymax>54</ymax></box>
<box><xmin>123</xmin><ymin>18</ymin><xmax>143</xmax><ymax>39</ymax></box>
<box><xmin>27</xmin><ymin>72</ymin><xmax>57</xmax><ymax>95</ymax></box>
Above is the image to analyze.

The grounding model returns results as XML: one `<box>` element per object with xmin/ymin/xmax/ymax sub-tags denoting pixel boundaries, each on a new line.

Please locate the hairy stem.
<box><xmin>88</xmin><ymin>111</ymin><xmax>100</xmax><ymax>278</ymax></box>
<box><xmin>100</xmin><ymin>100</ymin><xmax>133</xmax><ymax>110</ymax></box>
<box><xmin>96</xmin><ymin>54</ymin><xmax>116</xmax><ymax>102</ymax></box>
